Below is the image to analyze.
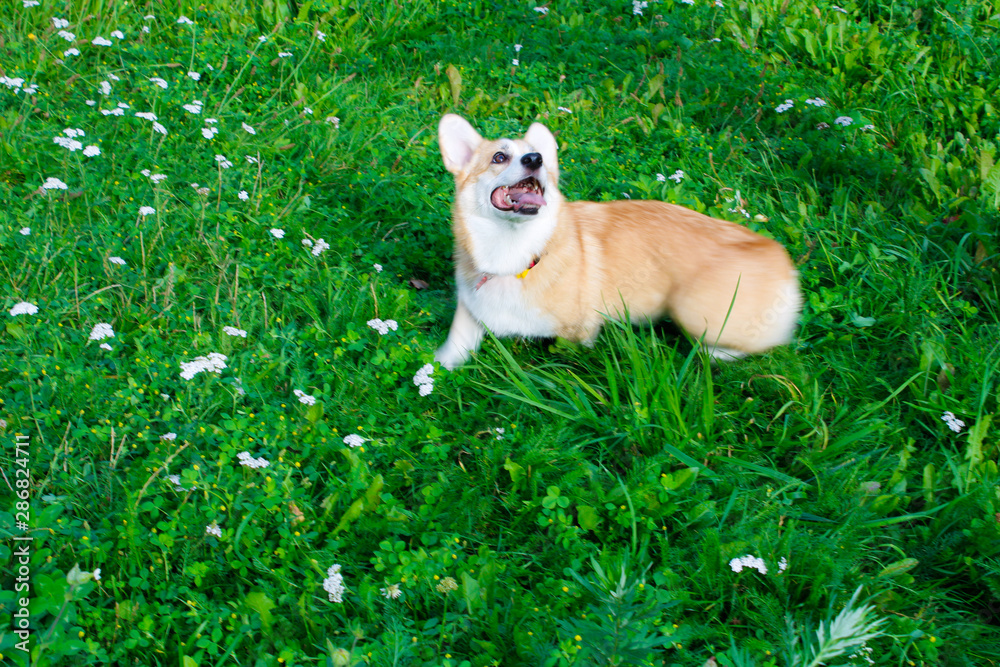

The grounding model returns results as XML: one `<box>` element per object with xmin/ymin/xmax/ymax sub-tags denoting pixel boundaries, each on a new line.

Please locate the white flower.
<box><xmin>816</xmin><ymin>122</ymin><xmax>830</xmax><ymax>130</ymax></box>
<box><xmin>680</xmin><ymin>0</ymin><xmax>693</xmax><ymax>5</ymax></box>
<box><xmin>142</xmin><ymin>26</ymin><xmax>150</xmax><ymax>33</ymax></box>
<box><xmin>149</xmin><ymin>77</ymin><xmax>168</xmax><ymax>90</ymax></box>
<box><xmin>108</xmin><ymin>256</ymin><xmax>126</xmax><ymax>266</ymax></box>
<box><xmin>83</xmin><ymin>145</ymin><xmax>101</xmax><ymax>157</ymax></box>
<box><xmin>179</xmin><ymin>352</ymin><xmax>228</xmax><ymax>380</ymax></box>
<box><xmin>86</xmin><ymin>100</ymin><xmax>97</xmax><ymax>106</ymax></box>
<box><xmin>558</xmin><ymin>106</ymin><xmax>572</xmax><ymax>113</ymax></box>
<box><xmin>302</xmin><ymin>239</ymin><xmax>313</xmax><ymax>247</ymax></box>
<box><xmin>223</xmin><ymin>325</ymin><xmax>247</xmax><ymax>338</ymax></box>
<box><xmin>52</xmin><ymin>17</ymin><xmax>70</xmax><ymax>29</ymax></box>
<box><xmin>167</xmin><ymin>474</ymin><xmax>190</xmax><ymax>491</ymax></box>
<box><xmin>100</xmin><ymin>342</ymin><xmax>113</xmax><ymax>351</ymax></box>
<box><xmin>942</xmin><ymin>411</ymin><xmax>965</xmax><ymax>433</ymax></box>
<box><xmin>1</xmin><ymin>76</ymin><xmax>24</xmax><ymax>90</ymax></box>
<box><xmin>325</xmin><ymin>116</ymin><xmax>340</xmax><ymax>128</ymax></box>
<box><xmin>343</xmin><ymin>434</ymin><xmax>365</xmax><ymax>448</ymax></box>
<box><xmin>656</xmin><ymin>173</ymin><xmax>666</xmax><ymax>182</ymax></box>
<box><xmin>111</xmin><ymin>30</ymin><xmax>125</xmax><ymax>39</ymax></box>
<box><xmin>242</xmin><ymin>122</ymin><xmax>256</xmax><ymax>134</ymax></box>
<box><xmin>775</xmin><ymin>99</ymin><xmax>794</xmax><ymax>113</ymax></box>
<box><xmin>139</xmin><ymin>206</ymin><xmax>155</xmax><ymax>216</ymax></box>
<box><xmin>534</xmin><ymin>6</ymin><xmax>548</xmax><ymax>13</ymax></box>
<box><xmin>64</xmin><ymin>48</ymin><xmax>81</xmax><ymax>57</ymax></box>
<box><xmin>160</xmin><ymin>432</ymin><xmax>177</xmax><ymax>440</ymax></box>
<box><xmin>413</xmin><ymin>363</ymin><xmax>434</xmax><ymax>396</ymax></box>
<box><xmin>294</xmin><ymin>389</ymin><xmax>317</xmax><ymax>405</ymax></box>
<box><xmin>202</xmin><ymin>126</ymin><xmax>218</xmax><ymax>139</ymax></box>
<box><xmin>238</xmin><ymin>190</ymin><xmax>249</xmax><ymax>201</ymax></box>
<box><xmin>633</xmin><ymin>0</ymin><xmax>650</xmax><ymax>15</ymax></box>
<box><xmin>832</xmin><ymin>5</ymin><xmax>848</xmax><ymax>13</ymax></box>
<box><xmin>42</xmin><ymin>177</ymin><xmax>68</xmax><ymax>190</ymax></box>
<box><xmin>19</xmin><ymin>227</ymin><xmax>30</xmax><ymax>235</ymax></box>
<box><xmin>834</xmin><ymin>115</ymin><xmax>853</xmax><ymax>126</ymax></box>
<box><xmin>668</xmin><ymin>169</ymin><xmax>685</xmax><ymax>183</ymax></box>
<box><xmin>514</xmin><ymin>44</ymin><xmax>523</xmax><ymax>52</ymax></box>
<box><xmin>861</xmin><ymin>124</ymin><xmax>875</xmax><ymax>131</ymax></box>
<box><xmin>805</xmin><ymin>97</ymin><xmax>827</xmax><ymax>107</ymax></box>
<box><xmin>89</xmin><ymin>323</ymin><xmax>115</xmax><ymax>341</ymax></box>
<box><xmin>152</xmin><ymin>122</ymin><xmax>167</xmax><ymax>135</ymax></box>
<box><xmin>729</xmin><ymin>554</ymin><xmax>769</xmax><ymax>575</ymax></box>
<box><xmin>93</xmin><ymin>569</ymin><xmax>101</xmax><ymax>581</ymax></box>
<box><xmin>237</xmin><ymin>451</ymin><xmax>270</xmax><ymax>469</ymax></box>
<box><xmin>205</xmin><ymin>522</ymin><xmax>222</xmax><ymax>538</ymax></box>
<box><xmin>311</xmin><ymin>238</ymin><xmax>330</xmax><ymax>256</ymax></box>
<box><xmin>367</xmin><ymin>318</ymin><xmax>398</xmax><ymax>335</ymax></box>
<box><xmin>512</xmin><ymin>59</ymin><xmax>519</xmax><ymax>66</ymax></box>
<box><xmin>101</xmin><ymin>106</ymin><xmax>124</xmax><ymax>116</ymax></box>
<box><xmin>182</xmin><ymin>100</ymin><xmax>203</xmax><ymax>114</ymax></box>
<box><xmin>278</xmin><ymin>52</ymin><xmax>293</xmax><ymax>58</ymax></box>
<box><xmin>205</xmin><ymin>118</ymin><xmax>217</xmax><ymax>125</ymax></box>
<box><xmin>135</xmin><ymin>111</ymin><xmax>157</xmax><ymax>121</ymax></box>
<box><xmin>214</xmin><ymin>154</ymin><xmax>233</xmax><ymax>169</ymax></box>
<box><xmin>10</xmin><ymin>302</ymin><xmax>39</xmax><ymax>316</ymax></box>
<box><xmin>323</xmin><ymin>565</ymin><xmax>345</xmax><ymax>603</ymax></box>
<box><xmin>316</xmin><ymin>30</ymin><xmax>326</xmax><ymax>41</ymax></box>
<box><xmin>58</xmin><ymin>30</ymin><xmax>76</xmax><ymax>42</ymax></box>
<box><xmin>99</xmin><ymin>81</ymin><xmax>112</xmax><ymax>95</ymax></box>
<box><xmin>177</xmin><ymin>15</ymin><xmax>194</xmax><ymax>25</ymax></box>
<box><xmin>92</xmin><ymin>36</ymin><xmax>113</xmax><ymax>46</ymax></box>
<box><xmin>270</xmin><ymin>229</ymin><xmax>285</xmax><ymax>239</ymax></box>
<box><xmin>714</xmin><ymin>0</ymin><xmax>724</xmax><ymax>6</ymax></box>
<box><xmin>778</xmin><ymin>557</ymin><xmax>788</xmax><ymax>572</ymax></box>
<box><xmin>24</xmin><ymin>0</ymin><xmax>40</xmax><ymax>7</ymax></box>
<box><xmin>381</xmin><ymin>584</ymin><xmax>402</xmax><ymax>599</ymax></box>
<box><xmin>108</xmin><ymin>74</ymin><xmax>121</xmax><ymax>82</ymax></box>
<box><xmin>373</xmin><ymin>263</ymin><xmax>383</xmax><ymax>273</ymax></box>
<box><xmin>303</xmin><ymin>107</ymin><xmax>313</xmax><ymax>115</ymax></box>
<box><xmin>258</xmin><ymin>35</ymin><xmax>267</xmax><ymax>43</ymax></box>
<box><xmin>187</xmin><ymin>71</ymin><xmax>201</xmax><ymax>81</ymax></box>
<box><xmin>246</xmin><ymin>155</ymin><xmax>259</xmax><ymax>164</ymax></box>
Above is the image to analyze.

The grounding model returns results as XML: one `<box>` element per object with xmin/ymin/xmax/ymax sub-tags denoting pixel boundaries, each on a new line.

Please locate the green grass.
<box><xmin>1</xmin><ymin>0</ymin><xmax>998</xmax><ymax>665</ymax></box>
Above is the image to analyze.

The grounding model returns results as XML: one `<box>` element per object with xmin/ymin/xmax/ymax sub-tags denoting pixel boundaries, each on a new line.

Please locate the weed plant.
<box><xmin>1</xmin><ymin>0</ymin><xmax>999</xmax><ymax>665</ymax></box>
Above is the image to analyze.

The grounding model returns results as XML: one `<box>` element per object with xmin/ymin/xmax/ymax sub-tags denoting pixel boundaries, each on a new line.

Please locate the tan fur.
<box><xmin>434</xmin><ymin>114</ymin><xmax>801</xmax><ymax>369</ymax></box>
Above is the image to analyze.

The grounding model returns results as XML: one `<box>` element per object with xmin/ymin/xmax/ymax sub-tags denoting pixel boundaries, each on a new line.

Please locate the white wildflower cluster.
<box><xmin>343</xmin><ymin>434</ymin><xmax>365</xmax><ymax>448</ymax></box>
<box><xmin>205</xmin><ymin>522</ymin><xmax>222</xmax><ymax>538</ymax></box>
<box><xmin>775</xmin><ymin>99</ymin><xmax>794</xmax><ymax>113</ymax></box>
<box><xmin>656</xmin><ymin>173</ymin><xmax>666</xmax><ymax>182</ymax></box>
<box><xmin>148</xmin><ymin>77</ymin><xmax>168</xmax><ymax>90</ymax></box>
<box><xmin>187</xmin><ymin>71</ymin><xmax>201</xmax><ymax>81</ymax></box>
<box><xmin>367</xmin><ymin>318</ymin><xmax>398</xmax><ymax>336</ymax></box>
<box><xmin>20</xmin><ymin>227</ymin><xmax>30</xmax><ymax>235</ymax></box>
<box><xmin>134</xmin><ymin>110</ymin><xmax>167</xmax><ymax>136</ymax></box>
<box><xmin>42</xmin><ymin>177</ymin><xmax>68</xmax><ymax>190</ymax></box>
<box><xmin>729</xmin><ymin>554</ymin><xmax>788</xmax><ymax>575</ymax></box>
<box><xmin>223</xmin><ymin>325</ymin><xmax>247</xmax><ymax>337</ymax></box>
<box><xmin>179</xmin><ymin>352</ymin><xmax>227</xmax><ymax>380</ymax></box>
<box><xmin>381</xmin><ymin>584</ymin><xmax>402</xmax><ymax>599</ymax></box>
<box><xmin>202</xmin><ymin>125</ymin><xmax>219</xmax><ymax>139</ymax></box>
<box><xmin>242</xmin><ymin>122</ymin><xmax>256</xmax><ymax>134</ymax></box>
<box><xmin>373</xmin><ymin>263</ymin><xmax>383</xmax><ymax>273</ymax></box>
<box><xmin>413</xmin><ymin>363</ymin><xmax>435</xmax><ymax>397</ymax></box>
<box><xmin>834</xmin><ymin>116</ymin><xmax>853</xmax><ymax>126</ymax></box>
<box><xmin>108</xmin><ymin>256</ymin><xmax>127</xmax><ymax>265</ymax></box>
<box><xmin>668</xmin><ymin>169</ymin><xmax>685</xmax><ymax>183</ymax></box>
<box><xmin>246</xmin><ymin>155</ymin><xmax>259</xmax><ymax>165</ymax></box>
<box><xmin>325</xmin><ymin>116</ymin><xmax>340</xmax><ymax>128</ymax></box>
<box><xmin>534</xmin><ymin>6</ymin><xmax>548</xmax><ymax>14</ymax></box>
<box><xmin>805</xmin><ymin>97</ymin><xmax>827</xmax><ymax>107</ymax></box>
<box><xmin>323</xmin><ymin>564</ymin><xmax>345</xmax><ymax>602</ymax></box>
<box><xmin>237</xmin><ymin>451</ymin><xmax>270</xmax><ymax>469</ymax></box>
<box><xmin>270</xmin><ymin>229</ymin><xmax>285</xmax><ymax>239</ymax></box>
<box><xmin>89</xmin><ymin>323</ymin><xmax>114</xmax><ymax>341</ymax></box>
<box><xmin>633</xmin><ymin>0</ymin><xmax>649</xmax><ymax>15</ymax></box>
<box><xmin>494</xmin><ymin>427</ymin><xmax>505</xmax><ymax>440</ymax></box>
<box><xmin>215</xmin><ymin>154</ymin><xmax>233</xmax><ymax>169</ymax></box>
<box><xmin>139</xmin><ymin>206</ymin><xmax>155</xmax><ymax>216</ymax></box>
<box><xmin>278</xmin><ymin>52</ymin><xmax>293</xmax><ymax>58</ymax></box>
<box><xmin>102</xmin><ymin>102</ymin><xmax>130</xmax><ymax>117</ymax></box>
<box><xmin>53</xmin><ymin>128</ymin><xmax>98</xmax><ymax>156</ymax></box>
<box><xmin>166</xmin><ymin>474</ymin><xmax>191</xmax><ymax>491</ymax></box>
<box><xmin>2</xmin><ymin>76</ymin><xmax>26</xmax><ymax>90</ymax></box>
<box><xmin>190</xmin><ymin>182</ymin><xmax>211</xmax><ymax>196</ymax></box>
<box><xmin>10</xmin><ymin>302</ymin><xmax>39</xmax><ymax>316</ymax></box>
<box><xmin>311</xmin><ymin>238</ymin><xmax>330</xmax><ymax>257</ymax></box>
<box><xmin>183</xmin><ymin>99</ymin><xmax>204</xmax><ymax>114</ymax></box>
<box><xmin>92</xmin><ymin>36</ymin><xmax>113</xmax><ymax>47</ymax></box>
<box><xmin>294</xmin><ymin>389</ymin><xmax>317</xmax><ymax>405</ymax></box>
<box><xmin>558</xmin><ymin>106</ymin><xmax>572</xmax><ymax>114</ymax></box>
<box><xmin>941</xmin><ymin>411</ymin><xmax>965</xmax><ymax>433</ymax></box>
<box><xmin>177</xmin><ymin>16</ymin><xmax>194</xmax><ymax>25</ymax></box>
<box><xmin>160</xmin><ymin>432</ymin><xmax>177</xmax><ymax>441</ymax></box>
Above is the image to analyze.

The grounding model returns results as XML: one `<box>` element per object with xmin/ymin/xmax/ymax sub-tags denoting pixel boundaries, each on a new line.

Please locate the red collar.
<box><xmin>475</xmin><ymin>256</ymin><xmax>539</xmax><ymax>290</ymax></box>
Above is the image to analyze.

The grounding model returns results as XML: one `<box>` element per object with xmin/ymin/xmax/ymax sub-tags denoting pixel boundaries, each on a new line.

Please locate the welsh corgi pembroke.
<box><xmin>434</xmin><ymin>114</ymin><xmax>801</xmax><ymax>370</ymax></box>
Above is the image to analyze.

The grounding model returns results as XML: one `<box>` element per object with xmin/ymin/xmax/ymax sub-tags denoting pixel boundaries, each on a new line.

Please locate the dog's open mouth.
<box><xmin>491</xmin><ymin>178</ymin><xmax>547</xmax><ymax>215</ymax></box>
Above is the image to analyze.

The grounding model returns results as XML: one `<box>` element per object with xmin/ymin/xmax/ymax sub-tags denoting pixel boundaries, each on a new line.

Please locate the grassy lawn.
<box><xmin>2</xmin><ymin>0</ymin><xmax>999</xmax><ymax>665</ymax></box>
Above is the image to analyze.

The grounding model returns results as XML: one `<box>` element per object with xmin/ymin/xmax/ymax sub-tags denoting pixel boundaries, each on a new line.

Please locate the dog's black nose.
<box><xmin>521</xmin><ymin>152</ymin><xmax>543</xmax><ymax>170</ymax></box>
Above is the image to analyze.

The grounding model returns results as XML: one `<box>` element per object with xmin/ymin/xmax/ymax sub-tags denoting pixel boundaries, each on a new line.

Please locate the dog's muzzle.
<box><xmin>491</xmin><ymin>177</ymin><xmax>547</xmax><ymax>215</ymax></box>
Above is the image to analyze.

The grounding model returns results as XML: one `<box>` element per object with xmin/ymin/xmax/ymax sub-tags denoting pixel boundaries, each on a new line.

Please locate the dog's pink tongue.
<box><xmin>511</xmin><ymin>191</ymin><xmax>547</xmax><ymax>210</ymax></box>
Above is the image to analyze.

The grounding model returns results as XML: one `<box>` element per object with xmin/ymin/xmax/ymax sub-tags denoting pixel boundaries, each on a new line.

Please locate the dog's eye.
<box><xmin>491</xmin><ymin>152</ymin><xmax>508</xmax><ymax>164</ymax></box>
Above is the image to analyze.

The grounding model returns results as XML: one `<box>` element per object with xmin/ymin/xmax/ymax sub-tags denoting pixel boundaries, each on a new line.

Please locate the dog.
<box><xmin>433</xmin><ymin>113</ymin><xmax>801</xmax><ymax>370</ymax></box>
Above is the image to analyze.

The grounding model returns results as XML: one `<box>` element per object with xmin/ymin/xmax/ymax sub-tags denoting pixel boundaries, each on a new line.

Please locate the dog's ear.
<box><xmin>439</xmin><ymin>115</ymin><xmax>483</xmax><ymax>174</ymax></box>
<box><xmin>524</xmin><ymin>122</ymin><xmax>559</xmax><ymax>181</ymax></box>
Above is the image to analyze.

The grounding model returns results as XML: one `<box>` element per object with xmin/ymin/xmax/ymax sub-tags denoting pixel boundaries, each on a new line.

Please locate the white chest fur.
<box><xmin>458</xmin><ymin>274</ymin><xmax>557</xmax><ymax>338</ymax></box>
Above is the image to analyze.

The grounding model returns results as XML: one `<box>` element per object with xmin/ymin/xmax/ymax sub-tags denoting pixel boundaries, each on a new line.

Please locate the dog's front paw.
<box><xmin>434</xmin><ymin>343</ymin><xmax>469</xmax><ymax>371</ymax></box>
